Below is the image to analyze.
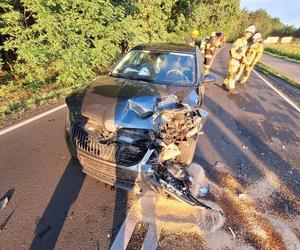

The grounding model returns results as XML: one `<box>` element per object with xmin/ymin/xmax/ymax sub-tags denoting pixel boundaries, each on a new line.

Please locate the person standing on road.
<box><xmin>204</xmin><ymin>32</ymin><xmax>216</xmax><ymax>75</ymax></box>
<box><xmin>223</xmin><ymin>25</ymin><xmax>256</xmax><ymax>94</ymax></box>
<box><xmin>236</xmin><ymin>32</ymin><xmax>264</xmax><ymax>84</ymax></box>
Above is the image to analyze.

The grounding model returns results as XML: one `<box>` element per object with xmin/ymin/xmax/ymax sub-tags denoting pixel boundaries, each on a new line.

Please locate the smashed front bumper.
<box><xmin>65</xmin><ymin>126</ymin><xmax>154</xmax><ymax>191</ymax></box>
<box><xmin>65</xmin><ymin>105</ymin><xmax>222</xmax><ymax>212</ymax></box>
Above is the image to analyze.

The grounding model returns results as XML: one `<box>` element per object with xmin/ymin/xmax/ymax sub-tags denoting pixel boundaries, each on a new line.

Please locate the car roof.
<box><xmin>132</xmin><ymin>43</ymin><xmax>196</xmax><ymax>54</ymax></box>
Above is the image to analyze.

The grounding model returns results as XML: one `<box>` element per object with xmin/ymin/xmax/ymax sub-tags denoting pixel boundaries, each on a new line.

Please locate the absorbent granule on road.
<box><xmin>214</xmin><ymin>166</ymin><xmax>287</xmax><ymax>250</ymax></box>
<box><xmin>131</xmin><ymin>191</ymin><xmax>224</xmax><ymax>235</ymax></box>
<box><xmin>203</xmin><ymin>229</ymin><xmax>255</xmax><ymax>250</ymax></box>
<box><xmin>157</xmin><ymin>230</ymin><xmax>204</xmax><ymax>250</ymax></box>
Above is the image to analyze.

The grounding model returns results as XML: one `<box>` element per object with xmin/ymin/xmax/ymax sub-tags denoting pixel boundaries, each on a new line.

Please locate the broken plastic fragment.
<box><xmin>158</xmin><ymin>94</ymin><xmax>178</xmax><ymax>109</ymax></box>
<box><xmin>228</xmin><ymin>227</ymin><xmax>236</xmax><ymax>238</ymax></box>
<box><xmin>0</xmin><ymin>197</ymin><xmax>8</xmax><ymax>210</ymax></box>
<box><xmin>199</xmin><ymin>187</ymin><xmax>209</xmax><ymax>197</ymax></box>
<box><xmin>167</xmin><ymin>164</ymin><xmax>184</xmax><ymax>178</ymax></box>
<box><xmin>118</xmin><ymin>134</ymin><xmax>134</xmax><ymax>144</ymax></box>
<box><xmin>128</xmin><ymin>97</ymin><xmax>155</xmax><ymax>118</ymax></box>
<box><xmin>159</xmin><ymin>143</ymin><xmax>181</xmax><ymax>161</ymax></box>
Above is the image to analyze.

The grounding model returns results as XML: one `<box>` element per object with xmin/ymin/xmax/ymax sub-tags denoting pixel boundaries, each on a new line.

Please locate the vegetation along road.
<box><xmin>0</xmin><ymin>46</ymin><xmax>299</xmax><ymax>250</ymax></box>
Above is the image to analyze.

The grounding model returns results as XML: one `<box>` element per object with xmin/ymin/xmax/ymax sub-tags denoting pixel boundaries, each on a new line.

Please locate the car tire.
<box><xmin>176</xmin><ymin>136</ymin><xmax>198</xmax><ymax>165</ymax></box>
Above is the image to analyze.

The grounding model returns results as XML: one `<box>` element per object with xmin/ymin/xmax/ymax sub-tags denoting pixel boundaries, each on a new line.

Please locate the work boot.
<box><xmin>222</xmin><ymin>83</ymin><xmax>228</xmax><ymax>90</ymax></box>
<box><xmin>240</xmin><ymin>80</ymin><xmax>247</xmax><ymax>84</ymax></box>
<box><xmin>228</xmin><ymin>89</ymin><xmax>238</xmax><ymax>95</ymax></box>
<box><xmin>204</xmin><ymin>68</ymin><xmax>210</xmax><ymax>76</ymax></box>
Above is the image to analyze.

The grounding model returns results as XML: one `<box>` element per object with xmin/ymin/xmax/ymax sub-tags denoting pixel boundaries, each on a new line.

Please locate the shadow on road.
<box><xmin>109</xmin><ymin>188</ymin><xmax>129</xmax><ymax>249</ymax></box>
<box><xmin>30</xmin><ymin>159</ymin><xmax>85</xmax><ymax>250</ymax></box>
<box><xmin>199</xmin><ymin>95</ymin><xmax>299</xmax><ymax>200</ymax></box>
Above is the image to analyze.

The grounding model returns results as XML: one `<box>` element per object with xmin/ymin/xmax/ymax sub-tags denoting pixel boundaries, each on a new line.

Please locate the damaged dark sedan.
<box><xmin>65</xmin><ymin>43</ymin><xmax>216</xmax><ymax>206</ymax></box>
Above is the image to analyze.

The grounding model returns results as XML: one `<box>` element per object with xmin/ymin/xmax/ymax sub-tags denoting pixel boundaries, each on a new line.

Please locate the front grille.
<box><xmin>72</xmin><ymin>125</ymin><xmax>117</xmax><ymax>163</ymax></box>
<box><xmin>72</xmin><ymin>125</ymin><xmax>149</xmax><ymax>166</ymax></box>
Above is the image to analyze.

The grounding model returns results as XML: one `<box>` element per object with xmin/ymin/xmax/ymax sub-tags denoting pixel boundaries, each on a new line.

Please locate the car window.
<box><xmin>112</xmin><ymin>50</ymin><xmax>196</xmax><ymax>86</ymax></box>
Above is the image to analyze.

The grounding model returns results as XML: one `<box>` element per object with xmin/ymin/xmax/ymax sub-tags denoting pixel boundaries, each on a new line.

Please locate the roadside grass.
<box><xmin>256</xmin><ymin>62</ymin><xmax>300</xmax><ymax>89</ymax></box>
<box><xmin>0</xmin><ymin>71</ymin><xmax>89</xmax><ymax>120</ymax></box>
<box><xmin>264</xmin><ymin>43</ymin><xmax>300</xmax><ymax>63</ymax></box>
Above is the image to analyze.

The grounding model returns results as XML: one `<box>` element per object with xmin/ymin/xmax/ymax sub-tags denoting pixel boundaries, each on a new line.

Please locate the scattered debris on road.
<box><xmin>0</xmin><ymin>203</ymin><xmax>19</xmax><ymax>233</ymax></box>
<box><xmin>0</xmin><ymin>189</ymin><xmax>15</xmax><ymax>211</ymax></box>
<box><xmin>228</xmin><ymin>227</ymin><xmax>236</xmax><ymax>238</ymax></box>
<box><xmin>0</xmin><ymin>197</ymin><xmax>8</xmax><ymax>211</ymax></box>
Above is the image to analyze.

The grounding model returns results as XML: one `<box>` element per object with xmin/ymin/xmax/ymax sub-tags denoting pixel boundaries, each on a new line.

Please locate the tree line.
<box><xmin>0</xmin><ymin>0</ymin><xmax>240</xmax><ymax>86</ymax></box>
<box><xmin>240</xmin><ymin>8</ymin><xmax>300</xmax><ymax>38</ymax></box>
<box><xmin>0</xmin><ymin>0</ymin><xmax>298</xmax><ymax>88</ymax></box>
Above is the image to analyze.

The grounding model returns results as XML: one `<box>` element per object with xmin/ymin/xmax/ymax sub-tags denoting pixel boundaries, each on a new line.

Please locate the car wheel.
<box><xmin>176</xmin><ymin>136</ymin><xmax>198</xmax><ymax>165</ymax></box>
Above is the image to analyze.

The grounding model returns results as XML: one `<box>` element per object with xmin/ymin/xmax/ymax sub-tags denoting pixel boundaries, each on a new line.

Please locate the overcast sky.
<box><xmin>240</xmin><ymin>0</ymin><xmax>300</xmax><ymax>27</ymax></box>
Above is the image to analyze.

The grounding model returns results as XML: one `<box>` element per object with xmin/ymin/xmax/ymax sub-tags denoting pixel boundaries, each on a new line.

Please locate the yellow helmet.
<box><xmin>211</xmin><ymin>32</ymin><xmax>216</xmax><ymax>36</ymax></box>
<box><xmin>191</xmin><ymin>30</ymin><xmax>199</xmax><ymax>37</ymax></box>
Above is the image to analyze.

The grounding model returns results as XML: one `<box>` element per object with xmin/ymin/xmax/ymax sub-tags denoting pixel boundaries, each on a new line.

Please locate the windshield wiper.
<box><xmin>127</xmin><ymin>76</ymin><xmax>153</xmax><ymax>82</ymax></box>
<box><xmin>112</xmin><ymin>73</ymin><xmax>154</xmax><ymax>83</ymax></box>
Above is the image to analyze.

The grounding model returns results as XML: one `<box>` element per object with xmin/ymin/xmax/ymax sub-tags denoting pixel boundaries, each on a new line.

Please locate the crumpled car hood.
<box><xmin>81</xmin><ymin>76</ymin><xmax>194</xmax><ymax>132</ymax></box>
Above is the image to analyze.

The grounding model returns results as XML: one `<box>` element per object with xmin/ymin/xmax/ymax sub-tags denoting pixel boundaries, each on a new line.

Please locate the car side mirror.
<box><xmin>203</xmin><ymin>74</ymin><xmax>217</xmax><ymax>84</ymax></box>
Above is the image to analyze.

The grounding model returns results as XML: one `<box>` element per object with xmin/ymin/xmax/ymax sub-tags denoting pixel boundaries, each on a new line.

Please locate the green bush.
<box><xmin>0</xmin><ymin>0</ymin><xmax>240</xmax><ymax>87</ymax></box>
<box><xmin>0</xmin><ymin>0</ymin><xmax>242</xmax><ymax>118</ymax></box>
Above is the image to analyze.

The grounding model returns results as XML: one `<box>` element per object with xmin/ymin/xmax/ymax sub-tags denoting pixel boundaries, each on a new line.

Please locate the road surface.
<box><xmin>0</xmin><ymin>46</ymin><xmax>299</xmax><ymax>250</ymax></box>
<box><xmin>260</xmin><ymin>53</ymin><xmax>300</xmax><ymax>83</ymax></box>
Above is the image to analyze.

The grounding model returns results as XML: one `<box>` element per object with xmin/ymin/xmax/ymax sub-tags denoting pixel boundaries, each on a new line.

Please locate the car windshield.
<box><xmin>112</xmin><ymin>50</ymin><xmax>196</xmax><ymax>86</ymax></box>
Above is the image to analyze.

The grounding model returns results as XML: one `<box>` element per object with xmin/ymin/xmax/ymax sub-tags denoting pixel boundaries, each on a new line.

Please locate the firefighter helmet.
<box><xmin>245</xmin><ymin>25</ymin><xmax>256</xmax><ymax>34</ymax></box>
<box><xmin>191</xmin><ymin>30</ymin><xmax>199</xmax><ymax>37</ymax></box>
<box><xmin>252</xmin><ymin>32</ymin><xmax>262</xmax><ymax>42</ymax></box>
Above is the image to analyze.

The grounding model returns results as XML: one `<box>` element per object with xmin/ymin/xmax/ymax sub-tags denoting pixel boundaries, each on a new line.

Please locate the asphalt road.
<box><xmin>0</xmin><ymin>46</ymin><xmax>299</xmax><ymax>250</ymax></box>
<box><xmin>260</xmin><ymin>53</ymin><xmax>300</xmax><ymax>83</ymax></box>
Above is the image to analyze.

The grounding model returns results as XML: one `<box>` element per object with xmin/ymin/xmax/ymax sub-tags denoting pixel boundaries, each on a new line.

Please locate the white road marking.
<box><xmin>110</xmin><ymin>208</ymin><xmax>138</xmax><ymax>250</ymax></box>
<box><xmin>0</xmin><ymin>104</ymin><xmax>67</xmax><ymax>136</ymax></box>
<box><xmin>254</xmin><ymin>70</ymin><xmax>300</xmax><ymax>113</ymax></box>
<box><xmin>141</xmin><ymin>224</ymin><xmax>161</xmax><ymax>250</ymax></box>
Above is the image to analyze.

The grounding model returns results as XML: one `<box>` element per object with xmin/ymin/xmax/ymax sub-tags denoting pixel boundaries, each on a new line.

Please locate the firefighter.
<box><xmin>236</xmin><ymin>32</ymin><xmax>264</xmax><ymax>84</ymax></box>
<box><xmin>203</xmin><ymin>32</ymin><xmax>216</xmax><ymax>75</ymax></box>
<box><xmin>222</xmin><ymin>25</ymin><xmax>256</xmax><ymax>94</ymax></box>
<box><xmin>186</xmin><ymin>30</ymin><xmax>199</xmax><ymax>46</ymax></box>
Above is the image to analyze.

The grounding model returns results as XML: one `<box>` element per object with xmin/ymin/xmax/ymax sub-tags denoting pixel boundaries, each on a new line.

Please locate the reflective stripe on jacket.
<box><xmin>230</xmin><ymin>38</ymin><xmax>248</xmax><ymax>61</ymax></box>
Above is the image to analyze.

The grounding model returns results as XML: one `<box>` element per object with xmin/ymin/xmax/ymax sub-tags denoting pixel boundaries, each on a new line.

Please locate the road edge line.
<box><xmin>256</xmin><ymin>62</ymin><xmax>300</xmax><ymax>89</ymax></box>
<box><xmin>254</xmin><ymin>70</ymin><xmax>300</xmax><ymax>113</ymax></box>
<box><xmin>141</xmin><ymin>224</ymin><xmax>161</xmax><ymax>250</ymax></box>
<box><xmin>110</xmin><ymin>208</ymin><xmax>137</xmax><ymax>250</ymax></box>
<box><xmin>0</xmin><ymin>104</ymin><xmax>67</xmax><ymax>136</ymax></box>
